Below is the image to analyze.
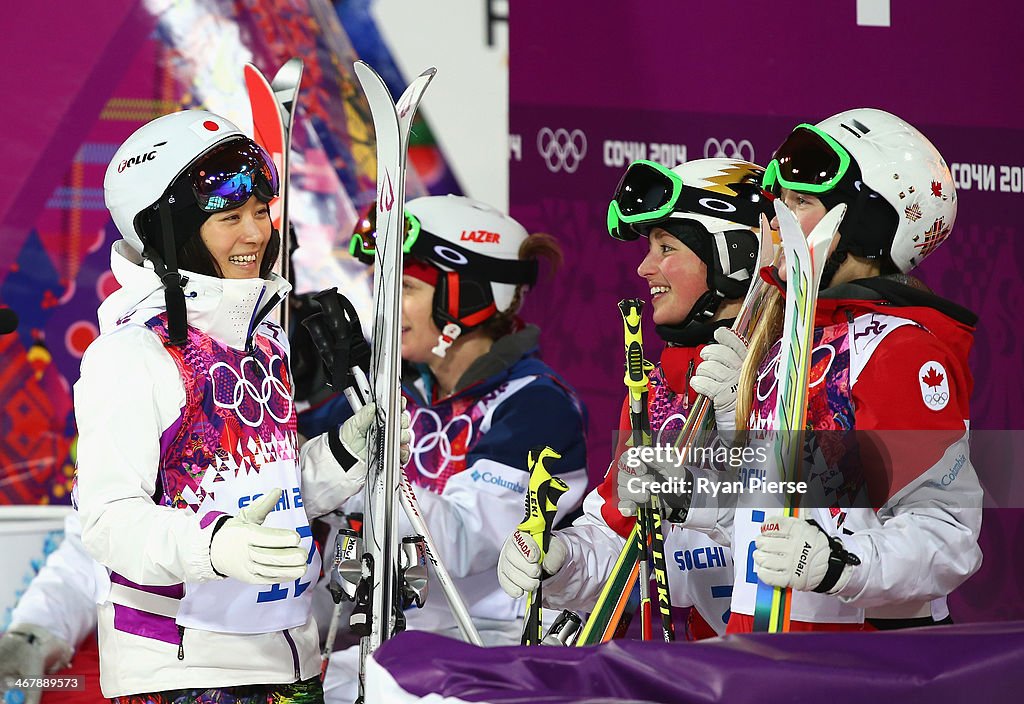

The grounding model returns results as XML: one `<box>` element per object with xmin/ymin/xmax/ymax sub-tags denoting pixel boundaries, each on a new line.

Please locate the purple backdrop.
<box><xmin>510</xmin><ymin>1</ymin><xmax>1024</xmax><ymax>622</ymax></box>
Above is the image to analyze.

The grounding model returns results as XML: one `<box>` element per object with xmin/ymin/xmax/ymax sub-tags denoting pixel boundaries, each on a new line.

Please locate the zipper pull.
<box><xmin>177</xmin><ymin>625</ymin><xmax>185</xmax><ymax>660</ymax></box>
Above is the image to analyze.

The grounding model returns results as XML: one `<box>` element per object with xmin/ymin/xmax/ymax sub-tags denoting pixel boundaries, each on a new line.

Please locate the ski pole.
<box><xmin>348</xmin><ymin>365</ymin><xmax>483</xmax><ymax>646</ymax></box>
<box><xmin>518</xmin><ymin>446</ymin><xmax>569</xmax><ymax>645</ymax></box>
<box><xmin>580</xmin><ymin>221</ymin><xmax>779</xmax><ymax>646</ymax></box>
<box><xmin>619</xmin><ymin>299</ymin><xmax>675</xmax><ymax>642</ymax></box>
<box><xmin>304</xmin><ymin>288</ymin><xmax>483</xmax><ymax>647</ymax></box>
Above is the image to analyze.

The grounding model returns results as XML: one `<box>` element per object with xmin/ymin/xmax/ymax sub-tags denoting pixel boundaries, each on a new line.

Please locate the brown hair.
<box><xmin>479</xmin><ymin>232</ymin><xmax>563</xmax><ymax>339</ymax></box>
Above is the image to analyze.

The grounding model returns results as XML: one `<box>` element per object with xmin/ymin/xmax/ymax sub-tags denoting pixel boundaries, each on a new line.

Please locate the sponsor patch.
<box><xmin>918</xmin><ymin>361</ymin><xmax>950</xmax><ymax>411</ymax></box>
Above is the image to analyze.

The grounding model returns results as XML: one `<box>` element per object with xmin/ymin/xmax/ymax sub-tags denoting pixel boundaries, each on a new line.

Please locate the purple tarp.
<box><xmin>371</xmin><ymin>622</ymin><xmax>1024</xmax><ymax>703</ymax></box>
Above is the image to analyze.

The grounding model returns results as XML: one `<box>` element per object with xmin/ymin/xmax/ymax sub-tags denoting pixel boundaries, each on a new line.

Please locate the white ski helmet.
<box><xmin>763</xmin><ymin>108</ymin><xmax>956</xmax><ymax>273</ymax></box>
<box><xmin>349</xmin><ymin>195</ymin><xmax>540</xmax><ymax>357</ymax></box>
<box><xmin>608</xmin><ymin>158</ymin><xmax>771</xmax><ymax>327</ymax></box>
<box><xmin>104</xmin><ymin>109</ymin><xmax>278</xmax><ymax>346</ymax></box>
<box><xmin>405</xmin><ymin>195</ymin><xmax>534</xmax><ymax>313</ymax></box>
<box><xmin>104</xmin><ymin>109</ymin><xmax>276</xmax><ymax>257</ymax></box>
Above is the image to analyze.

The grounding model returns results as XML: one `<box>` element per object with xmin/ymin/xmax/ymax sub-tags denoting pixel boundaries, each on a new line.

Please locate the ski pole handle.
<box><xmin>518</xmin><ymin>446</ymin><xmax>569</xmax><ymax>645</ymax></box>
<box><xmin>619</xmin><ymin>298</ymin><xmax>675</xmax><ymax>642</ymax></box>
<box><xmin>619</xmin><ymin>299</ymin><xmax>652</xmax><ymax>446</ymax></box>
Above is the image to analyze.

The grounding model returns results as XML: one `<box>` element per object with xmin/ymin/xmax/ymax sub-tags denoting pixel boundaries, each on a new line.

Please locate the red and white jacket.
<box><xmin>684</xmin><ymin>276</ymin><xmax>983</xmax><ymax>630</ymax></box>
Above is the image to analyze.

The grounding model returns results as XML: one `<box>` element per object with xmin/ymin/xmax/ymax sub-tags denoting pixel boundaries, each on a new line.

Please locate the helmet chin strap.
<box><xmin>653</xmin><ymin>289</ymin><xmax>724</xmax><ymax>345</ymax></box>
<box><xmin>156</xmin><ymin>197</ymin><xmax>188</xmax><ymax>346</ymax></box>
<box><xmin>819</xmin><ymin>245</ymin><xmax>849</xmax><ymax>291</ymax></box>
<box><xmin>429</xmin><ymin>270</ymin><xmax>498</xmax><ymax>358</ymax></box>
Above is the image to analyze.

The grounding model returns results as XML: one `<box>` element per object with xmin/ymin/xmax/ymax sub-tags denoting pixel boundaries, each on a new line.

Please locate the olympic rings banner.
<box><xmin>509</xmin><ymin>0</ymin><xmax>1024</xmax><ymax>622</ymax></box>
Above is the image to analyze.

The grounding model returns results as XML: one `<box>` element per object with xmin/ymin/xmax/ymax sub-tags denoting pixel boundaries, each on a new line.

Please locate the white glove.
<box><xmin>754</xmin><ymin>516</ymin><xmax>861</xmax><ymax>594</ymax></box>
<box><xmin>0</xmin><ymin>624</ymin><xmax>73</xmax><ymax>704</ymax></box>
<box><xmin>497</xmin><ymin>530</ymin><xmax>568</xmax><ymax>598</ymax></box>
<box><xmin>616</xmin><ymin>451</ymin><xmax>691</xmax><ymax>521</ymax></box>
<box><xmin>210</xmin><ymin>489</ymin><xmax>308</xmax><ymax>585</ymax></box>
<box><xmin>690</xmin><ymin>326</ymin><xmax>747</xmax><ymax>446</ymax></box>
<box><xmin>340</xmin><ymin>399</ymin><xmax>413</xmax><ymax>465</ymax></box>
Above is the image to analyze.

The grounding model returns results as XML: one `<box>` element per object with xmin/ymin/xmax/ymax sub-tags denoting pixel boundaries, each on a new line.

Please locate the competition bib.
<box><xmin>176</xmin><ymin>457</ymin><xmax>321</xmax><ymax>634</ymax></box>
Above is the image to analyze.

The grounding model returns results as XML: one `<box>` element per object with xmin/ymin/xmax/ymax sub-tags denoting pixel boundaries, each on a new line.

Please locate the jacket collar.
<box><xmin>100</xmin><ymin>241</ymin><xmax>290</xmax><ymax>350</ymax></box>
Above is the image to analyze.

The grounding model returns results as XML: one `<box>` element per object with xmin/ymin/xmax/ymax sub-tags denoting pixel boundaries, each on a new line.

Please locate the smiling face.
<box><xmin>635</xmin><ymin>228</ymin><xmax>709</xmax><ymax>326</ymax></box>
<box><xmin>401</xmin><ymin>273</ymin><xmax>443</xmax><ymax>362</ymax></box>
<box><xmin>198</xmin><ymin>196</ymin><xmax>272</xmax><ymax>279</ymax></box>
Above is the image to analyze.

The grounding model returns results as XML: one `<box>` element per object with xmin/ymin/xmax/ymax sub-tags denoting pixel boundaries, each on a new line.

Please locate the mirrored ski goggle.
<box><xmin>188</xmin><ymin>138</ymin><xmax>279</xmax><ymax>212</ymax></box>
<box><xmin>606</xmin><ymin>160</ymin><xmax>684</xmax><ymax>241</ymax></box>
<box><xmin>348</xmin><ymin>205</ymin><xmax>422</xmax><ymax>265</ymax></box>
<box><xmin>762</xmin><ymin>124</ymin><xmax>851</xmax><ymax>195</ymax></box>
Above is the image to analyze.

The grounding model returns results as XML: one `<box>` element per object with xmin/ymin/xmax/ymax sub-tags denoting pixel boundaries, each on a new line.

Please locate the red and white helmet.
<box><xmin>405</xmin><ymin>195</ymin><xmax>532</xmax><ymax>313</ymax></box>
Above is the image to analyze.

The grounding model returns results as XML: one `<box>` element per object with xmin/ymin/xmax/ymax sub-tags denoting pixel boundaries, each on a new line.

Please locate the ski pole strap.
<box><xmin>518</xmin><ymin>446</ymin><xmax>568</xmax><ymax>645</ymax></box>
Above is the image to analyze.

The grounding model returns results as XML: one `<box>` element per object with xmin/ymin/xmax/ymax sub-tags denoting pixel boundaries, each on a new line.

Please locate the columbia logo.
<box><xmin>471</xmin><ymin>471</ymin><xmax>481</xmax><ymax>481</ymax></box>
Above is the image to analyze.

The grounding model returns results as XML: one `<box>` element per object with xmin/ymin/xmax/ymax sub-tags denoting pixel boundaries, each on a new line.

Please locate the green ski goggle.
<box><xmin>607</xmin><ymin>159</ymin><xmax>769</xmax><ymax>241</ymax></box>
<box><xmin>348</xmin><ymin>206</ymin><xmax>422</xmax><ymax>264</ymax></box>
<box><xmin>762</xmin><ymin>124</ymin><xmax>852</xmax><ymax>195</ymax></box>
<box><xmin>606</xmin><ymin>160</ymin><xmax>684</xmax><ymax>241</ymax></box>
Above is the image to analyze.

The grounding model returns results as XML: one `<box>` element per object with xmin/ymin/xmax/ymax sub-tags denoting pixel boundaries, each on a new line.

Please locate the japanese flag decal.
<box><xmin>919</xmin><ymin>361</ymin><xmax>950</xmax><ymax>411</ymax></box>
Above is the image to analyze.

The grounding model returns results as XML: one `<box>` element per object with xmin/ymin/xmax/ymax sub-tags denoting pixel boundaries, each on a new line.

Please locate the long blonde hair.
<box><xmin>735</xmin><ymin>286</ymin><xmax>784</xmax><ymax>442</ymax></box>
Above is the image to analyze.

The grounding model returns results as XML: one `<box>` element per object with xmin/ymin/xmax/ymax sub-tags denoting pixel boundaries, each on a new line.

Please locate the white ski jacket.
<box><xmin>75</xmin><ymin>242</ymin><xmax>364</xmax><ymax>697</ymax></box>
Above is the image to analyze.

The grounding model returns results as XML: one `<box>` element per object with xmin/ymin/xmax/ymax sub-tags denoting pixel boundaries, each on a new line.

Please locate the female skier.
<box><xmin>321</xmin><ymin>195</ymin><xmax>589</xmax><ymax>702</ymax></box>
<box><xmin>497</xmin><ymin>158</ymin><xmax>771</xmax><ymax>638</ymax></box>
<box><xmin>75</xmin><ymin>109</ymin><xmax>408</xmax><ymax>701</ymax></box>
<box><xmin>656</xmin><ymin>109</ymin><xmax>982</xmax><ymax>632</ymax></box>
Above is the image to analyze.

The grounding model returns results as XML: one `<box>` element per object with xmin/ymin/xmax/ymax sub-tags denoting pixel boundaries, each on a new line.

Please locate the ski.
<box><xmin>269</xmin><ymin>59</ymin><xmax>303</xmax><ymax>333</ymax></box>
<box><xmin>578</xmin><ymin>217</ymin><xmax>777</xmax><ymax>644</ymax></box>
<box><xmin>244</xmin><ymin>60</ymin><xmax>302</xmax><ymax>331</ymax></box>
<box><xmin>751</xmin><ymin>201</ymin><xmax>844</xmax><ymax>633</ymax></box>
<box><xmin>301</xmin><ymin>289</ymin><xmax>483</xmax><ymax>678</ymax></box>
<box><xmin>352</xmin><ymin>60</ymin><xmax>435</xmax><ymax>701</ymax></box>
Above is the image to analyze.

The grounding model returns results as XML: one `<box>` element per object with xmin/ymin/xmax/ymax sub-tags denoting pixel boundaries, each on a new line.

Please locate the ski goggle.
<box><xmin>762</xmin><ymin>124</ymin><xmax>851</xmax><ymax>195</ymax></box>
<box><xmin>348</xmin><ymin>205</ymin><xmax>422</xmax><ymax>265</ymax></box>
<box><xmin>187</xmin><ymin>138</ymin><xmax>279</xmax><ymax>212</ymax></box>
<box><xmin>607</xmin><ymin>159</ymin><xmax>770</xmax><ymax>241</ymax></box>
<box><xmin>606</xmin><ymin>160</ymin><xmax>684</xmax><ymax>241</ymax></box>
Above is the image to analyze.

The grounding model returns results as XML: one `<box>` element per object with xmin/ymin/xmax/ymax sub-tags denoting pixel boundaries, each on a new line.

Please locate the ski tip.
<box><xmin>808</xmin><ymin>203</ymin><xmax>847</xmax><ymax>251</ymax></box>
<box><xmin>418</xmin><ymin>67</ymin><xmax>438</xmax><ymax>78</ymax></box>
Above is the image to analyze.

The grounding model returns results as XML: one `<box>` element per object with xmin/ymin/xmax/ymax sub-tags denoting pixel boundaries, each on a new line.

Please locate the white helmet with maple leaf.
<box><xmin>767</xmin><ymin>108</ymin><xmax>957</xmax><ymax>273</ymax></box>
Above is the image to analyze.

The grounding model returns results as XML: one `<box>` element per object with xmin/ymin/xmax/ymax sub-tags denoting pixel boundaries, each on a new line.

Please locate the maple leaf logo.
<box><xmin>921</xmin><ymin>366</ymin><xmax>945</xmax><ymax>389</ymax></box>
<box><xmin>931</xmin><ymin>180</ymin><xmax>943</xmax><ymax>197</ymax></box>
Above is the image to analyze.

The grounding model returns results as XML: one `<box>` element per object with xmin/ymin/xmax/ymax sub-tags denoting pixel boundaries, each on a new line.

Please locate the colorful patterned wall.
<box><xmin>0</xmin><ymin>0</ymin><xmax>460</xmax><ymax>506</ymax></box>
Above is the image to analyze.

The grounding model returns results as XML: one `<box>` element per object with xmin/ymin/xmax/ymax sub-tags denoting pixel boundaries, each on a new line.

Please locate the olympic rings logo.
<box><xmin>537</xmin><ymin>127</ymin><xmax>587</xmax><ymax>173</ymax></box>
<box><xmin>756</xmin><ymin>344</ymin><xmax>836</xmax><ymax>402</ymax></box>
<box><xmin>409</xmin><ymin>407</ymin><xmax>475</xmax><ymax>479</ymax></box>
<box><xmin>703</xmin><ymin>138</ymin><xmax>755</xmax><ymax>162</ymax></box>
<box><xmin>924</xmin><ymin>392</ymin><xmax>949</xmax><ymax>405</ymax></box>
<box><xmin>209</xmin><ymin>355</ymin><xmax>293</xmax><ymax>428</ymax></box>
